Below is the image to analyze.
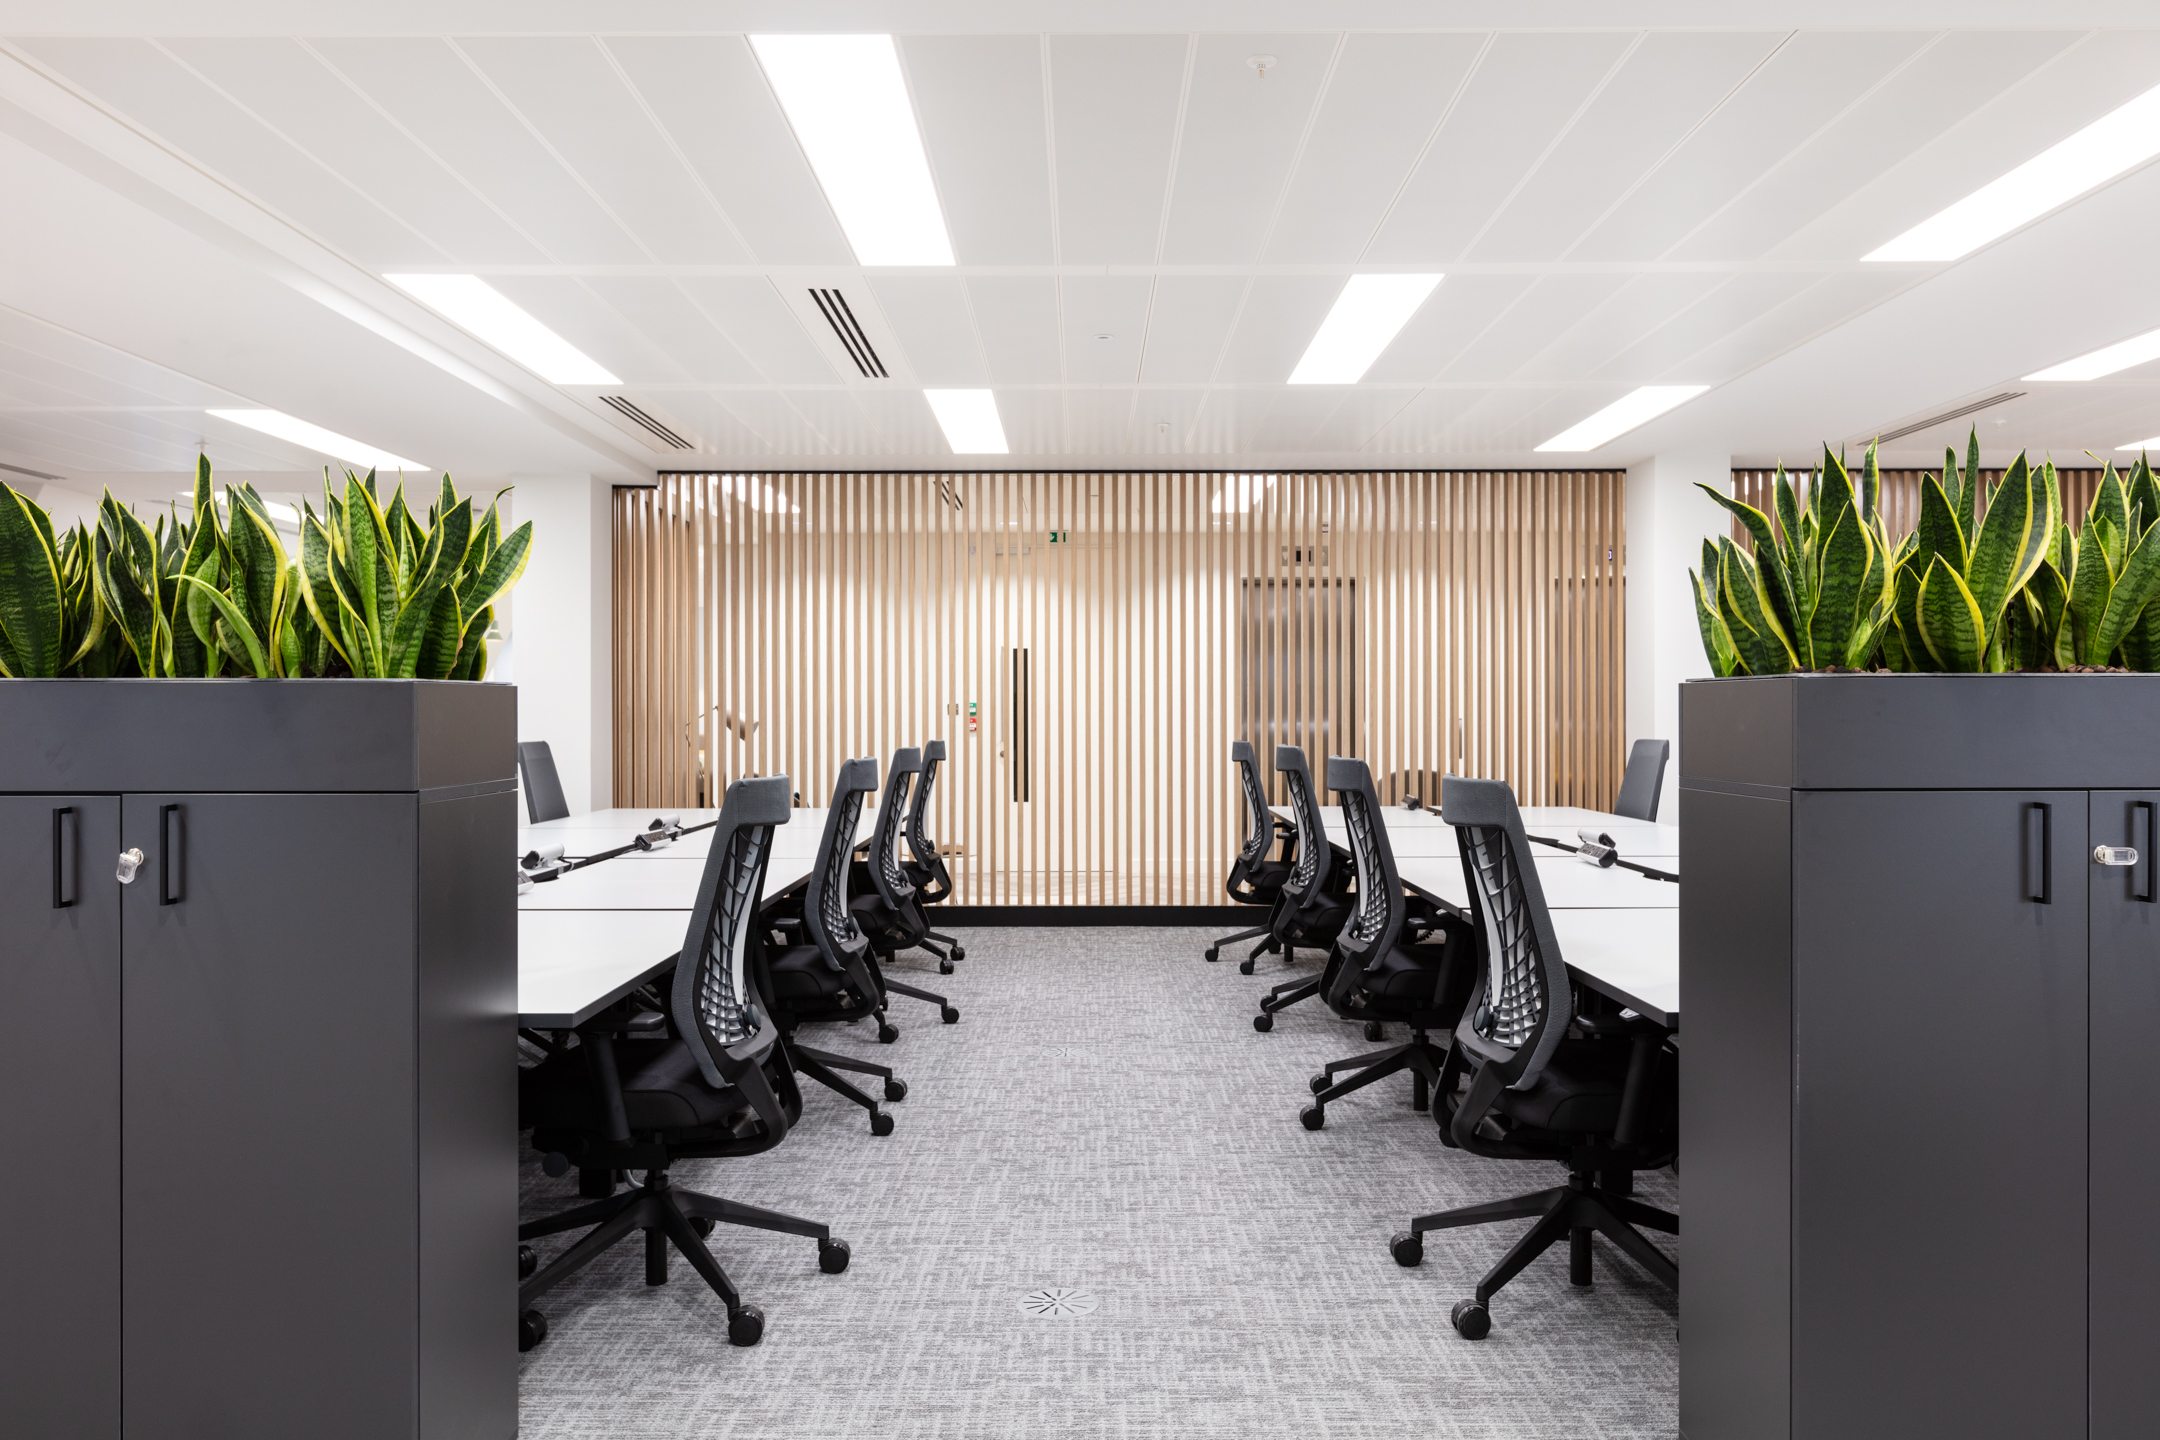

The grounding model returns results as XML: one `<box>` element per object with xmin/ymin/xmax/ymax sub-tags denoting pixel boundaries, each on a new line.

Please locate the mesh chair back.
<box><xmin>1441</xmin><ymin>775</ymin><xmax>1574</xmax><ymax>1088</ymax></box>
<box><xmin>517</xmin><ymin>741</ymin><xmax>570</xmax><ymax>823</ymax></box>
<box><xmin>1613</xmin><ymin>738</ymin><xmax>1670</xmax><ymax>821</ymax></box>
<box><xmin>868</xmin><ymin>748</ymin><xmax>921</xmax><ymax>909</ymax></box>
<box><xmin>1232</xmin><ymin>741</ymin><xmax>1273</xmax><ymax>867</ymax></box>
<box><xmin>1276</xmin><ymin>746</ymin><xmax>1333</xmax><ymax>902</ymax></box>
<box><xmin>905</xmin><ymin>740</ymin><xmax>953</xmax><ymax>901</ymax></box>
<box><xmin>1328</xmin><ymin>757</ymin><xmax>1403</xmax><ymax>968</ymax></box>
<box><xmin>805</xmin><ymin>759</ymin><xmax>879</xmax><ymax>959</ymax></box>
<box><xmin>672</xmin><ymin>776</ymin><xmax>790</xmax><ymax>1089</ymax></box>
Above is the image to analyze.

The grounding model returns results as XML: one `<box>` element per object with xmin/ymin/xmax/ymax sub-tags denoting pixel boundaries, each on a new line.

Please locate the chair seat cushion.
<box><xmin>522</xmin><ymin>1039</ymin><xmax>761</xmax><ymax>1136</ymax></box>
<box><xmin>766</xmin><ymin>943</ymin><xmax>856</xmax><ymax>1005</ymax></box>
<box><xmin>1359</xmin><ymin>942</ymin><xmax>1445</xmax><ymax>1001</ymax></box>
<box><xmin>1496</xmin><ymin>1038</ymin><xmax>1634</xmax><ymax>1134</ymax></box>
<box><xmin>850</xmin><ymin>893</ymin><xmax>925</xmax><ymax>946</ymax></box>
<box><xmin>1284</xmin><ymin>892</ymin><xmax>1349</xmax><ymax>941</ymax></box>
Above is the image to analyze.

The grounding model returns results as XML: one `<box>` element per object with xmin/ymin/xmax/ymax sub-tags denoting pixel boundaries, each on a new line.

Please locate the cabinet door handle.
<box><xmin>2024</xmin><ymin>802</ymin><xmax>2051</xmax><ymax>904</ymax></box>
<box><xmin>52</xmin><ymin>806</ymin><xmax>76</xmax><ymax>908</ymax></box>
<box><xmin>159</xmin><ymin>803</ymin><xmax>184</xmax><ymax>906</ymax></box>
<box><xmin>2136</xmin><ymin>802</ymin><xmax>2155</xmax><ymax>903</ymax></box>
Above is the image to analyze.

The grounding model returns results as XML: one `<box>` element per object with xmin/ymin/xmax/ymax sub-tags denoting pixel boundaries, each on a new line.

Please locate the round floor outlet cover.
<box><xmin>1019</xmin><ymin>1288</ymin><xmax>1098</xmax><ymax>1317</ymax></box>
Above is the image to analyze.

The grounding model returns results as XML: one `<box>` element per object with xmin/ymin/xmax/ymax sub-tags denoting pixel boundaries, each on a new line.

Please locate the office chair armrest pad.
<box><xmin>1574</xmin><ymin>1011</ymin><xmax>1667</xmax><ymax>1038</ymax></box>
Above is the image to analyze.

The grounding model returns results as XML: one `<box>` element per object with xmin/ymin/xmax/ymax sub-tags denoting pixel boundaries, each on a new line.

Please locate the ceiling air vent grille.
<box><xmin>600</xmin><ymin>395</ymin><xmax>693</xmax><ymax>450</ymax></box>
<box><xmin>810</xmin><ymin>288</ymin><xmax>887</xmax><ymax>378</ymax></box>
<box><xmin>1873</xmin><ymin>392</ymin><xmax>2023</xmax><ymax>445</ymax></box>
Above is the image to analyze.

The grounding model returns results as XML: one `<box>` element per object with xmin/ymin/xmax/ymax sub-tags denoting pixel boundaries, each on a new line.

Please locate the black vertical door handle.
<box><xmin>159</xmin><ymin>803</ymin><xmax>184</xmax><ymax>906</ymax></box>
<box><xmin>52</xmin><ymin>806</ymin><xmax>76</xmax><ymax>909</ymax></box>
<box><xmin>2136</xmin><ymin>802</ymin><xmax>2155</xmax><ymax>903</ymax></box>
<box><xmin>2024</xmin><ymin>802</ymin><xmax>2051</xmax><ymax>904</ymax></box>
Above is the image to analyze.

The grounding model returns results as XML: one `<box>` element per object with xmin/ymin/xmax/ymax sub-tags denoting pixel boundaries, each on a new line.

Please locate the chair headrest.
<box><xmin>1230</xmin><ymin>739</ymin><xmax>1254</xmax><ymax>763</ymax></box>
<box><xmin>833</xmin><ymin>756</ymin><xmax>879</xmax><ymax>798</ymax></box>
<box><xmin>923</xmin><ymin>739</ymin><xmax>947</xmax><ymax>763</ymax></box>
<box><xmin>887</xmin><ymin>746</ymin><xmax>923</xmax><ymax>778</ymax></box>
<box><xmin>1440</xmin><ymin>774</ymin><xmax>1518</xmax><ymax>828</ymax></box>
<box><xmin>1325</xmin><ymin>755</ymin><xmax>1371</xmax><ymax>794</ymax></box>
<box><xmin>1274</xmin><ymin>745</ymin><xmax>1309</xmax><ymax>776</ymax></box>
<box><xmin>719</xmin><ymin>775</ymin><xmax>792</xmax><ymax>828</ymax></box>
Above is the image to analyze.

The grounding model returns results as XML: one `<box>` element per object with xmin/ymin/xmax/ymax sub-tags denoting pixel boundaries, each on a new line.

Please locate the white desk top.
<box><xmin>519</xmin><ymin>806</ymin><xmax>865</xmax><ymax>863</ymax></box>
<box><xmin>1545</xmin><ymin>909</ymin><xmax>1679</xmax><ymax>1026</ymax></box>
<box><xmin>518</xmin><ymin>910</ymin><xmax>688</xmax><ymax>1028</ymax></box>
<box><xmin>1396</xmin><ymin>852</ymin><xmax>1680</xmax><ymax>911</ymax></box>
<box><xmin>1273</xmin><ymin>805</ymin><xmax>1679</xmax><ymax>858</ymax></box>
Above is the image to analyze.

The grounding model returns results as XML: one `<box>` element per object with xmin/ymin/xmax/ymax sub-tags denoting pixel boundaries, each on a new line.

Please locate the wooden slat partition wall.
<box><xmin>1729</xmin><ymin>468</ymin><xmax>2104</xmax><ymax>546</ymax></box>
<box><xmin>614</xmin><ymin>470</ymin><xmax>1625</xmax><ymax>906</ymax></box>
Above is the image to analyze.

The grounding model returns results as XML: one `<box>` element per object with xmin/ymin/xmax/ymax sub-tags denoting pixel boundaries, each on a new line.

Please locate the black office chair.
<box><xmin>1298</xmin><ymin>757</ymin><xmax>1476</xmax><ymax>1130</ymax></box>
<box><xmin>516</xmin><ymin>777</ymin><xmax>851</xmax><ymax>1352</ymax></box>
<box><xmin>1390</xmin><ymin>774</ymin><xmax>1677</xmax><ymax>1340</ymax></box>
<box><xmin>1612</xmin><ymin>739</ymin><xmax>1669</xmax><ymax>822</ymax></box>
<box><xmin>850</xmin><ymin>748</ymin><xmax>960</xmax><ymax>1026</ymax></box>
<box><xmin>1252</xmin><ymin>745</ymin><xmax>1353</xmax><ymax>1033</ymax></box>
<box><xmin>901</xmin><ymin>739</ymin><xmax>966</xmax><ymax>975</ymax></box>
<box><xmin>1206</xmin><ymin>740</ymin><xmax>1298</xmax><ymax>969</ymax></box>
<box><xmin>518</xmin><ymin>740</ymin><xmax>570</xmax><ymax>823</ymax></box>
<box><xmin>760</xmin><ymin>759</ymin><xmax>908</xmax><ymax>1134</ymax></box>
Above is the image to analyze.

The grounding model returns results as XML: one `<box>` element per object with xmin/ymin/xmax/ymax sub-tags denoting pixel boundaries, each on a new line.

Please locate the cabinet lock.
<box><xmin>116</xmin><ymin>848</ymin><xmax>145</xmax><ymax>884</ymax></box>
<box><xmin>2094</xmin><ymin>845</ymin><xmax>2140</xmax><ymax>867</ymax></box>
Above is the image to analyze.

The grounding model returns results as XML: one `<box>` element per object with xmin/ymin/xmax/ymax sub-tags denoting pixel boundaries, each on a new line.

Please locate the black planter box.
<box><xmin>0</xmin><ymin>680</ymin><xmax>517</xmax><ymax>1440</ymax></box>
<box><xmin>1680</xmin><ymin>674</ymin><xmax>2160</xmax><ymax>1440</ymax></box>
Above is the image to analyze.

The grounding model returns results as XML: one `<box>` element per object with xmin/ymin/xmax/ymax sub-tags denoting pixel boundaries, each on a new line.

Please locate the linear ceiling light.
<box><xmin>1288</xmin><ymin>274</ymin><xmax>1442</xmax><ymax>384</ymax></box>
<box><xmin>206</xmin><ymin>409</ymin><xmax>428</xmax><ymax>472</ymax></box>
<box><xmin>2118</xmin><ymin>434</ymin><xmax>2160</xmax><ymax>452</ymax></box>
<box><xmin>177</xmin><ymin>490</ymin><xmax>301</xmax><ymax>527</ymax></box>
<box><xmin>751</xmin><ymin>34</ymin><xmax>955</xmax><ymax>266</ymax></box>
<box><xmin>2025</xmin><ymin>325</ymin><xmax>2160</xmax><ymax>382</ymax></box>
<box><xmin>1865</xmin><ymin>82</ymin><xmax>2160</xmax><ymax>262</ymax></box>
<box><xmin>1535</xmin><ymin>386</ymin><xmax>1709</xmax><ymax>452</ymax></box>
<box><xmin>1211</xmin><ymin>474</ymin><xmax>1277</xmax><ymax>513</ymax></box>
<box><xmin>924</xmin><ymin>389</ymin><xmax>1008</xmax><ymax>454</ymax></box>
<box><xmin>383</xmin><ymin>274</ymin><xmax>618</xmax><ymax>384</ymax></box>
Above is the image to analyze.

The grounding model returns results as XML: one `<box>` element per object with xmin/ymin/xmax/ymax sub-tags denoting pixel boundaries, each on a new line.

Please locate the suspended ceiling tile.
<box><xmin>1184</xmin><ymin>388</ymin><xmax>1276</xmax><ymax>452</ymax></box>
<box><xmin>1062</xmin><ymin>388</ymin><xmax>1137</xmax><ymax>452</ymax></box>
<box><xmin>1441</xmin><ymin>386</ymin><xmax>1593</xmax><ymax>452</ymax></box>
<box><xmin>988</xmin><ymin>387</ymin><xmax>1063</xmax><ymax>453</ymax></box>
<box><xmin>902</xmin><ymin>35</ymin><xmax>1056</xmax><ymax>266</ymax></box>
<box><xmin>1365</xmin><ymin>32</ymin><xmax>1633</xmax><ymax>265</ymax></box>
<box><xmin>1264</xmin><ymin>32</ymin><xmax>1487</xmax><ymax>265</ymax></box>
<box><xmin>1048</xmin><ymin>35</ymin><xmax>1188</xmax><ymax>264</ymax></box>
<box><xmin>1243</xmin><ymin>387</ymin><xmax>1352</xmax><ymax>452</ymax></box>
<box><xmin>847</xmin><ymin>387</ymin><xmax>949</xmax><ymax>454</ymax></box>
<box><xmin>1213</xmin><ymin>274</ymin><xmax>1343</xmax><ymax>385</ymax></box>
<box><xmin>453</xmin><ymin>37</ymin><xmax>750</xmax><ymax>266</ymax></box>
<box><xmin>1438</xmin><ymin>273</ymin><xmax>1633</xmax><ymax>381</ymax></box>
<box><xmin>1137</xmin><ymin>276</ymin><xmax>1246</xmax><ymax>384</ymax></box>
<box><xmin>310</xmin><ymin>38</ymin><xmax>642</xmax><ymax>264</ymax></box>
<box><xmin>709</xmin><ymin>389</ymin><xmax>831</xmax><ymax>453</ymax></box>
<box><xmin>867</xmin><ymin>274</ymin><xmax>987</xmax><ymax>386</ymax></box>
<box><xmin>678</xmin><ymin>277</ymin><xmax>839</xmax><ymax>386</ymax></box>
<box><xmin>1132</xmin><ymin>388</ymin><xmax>1210</xmax><ymax>451</ymax></box>
<box><xmin>1060</xmin><ymin>276</ymin><xmax>1153</xmax><ymax>384</ymax></box>
<box><xmin>1592</xmin><ymin>271</ymin><xmax>1821</xmax><ymax>383</ymax></box>
<box><xmin>1513</xmin><ymin>272</ymin><xmax>1732</xmax><ymax>382</ymax></box>
<box><xmin>966</xmin><ymin>276</ymin><xmax>1062</xmax><ymax>385</ymax></box>
<box><xmin>486</xmin><ymin>275</ymin><xmax>689</xmax><ymax>384</ymax></box>
<box><xmin>1468</xmin><ymin>31</ymin><xmax>1786</xmax><ymax>264</ymax></box>
<box><xmin>580</xmin><ymin>277</ymin><xmax>759</xmax><ymax>384</ymax></box>
<box><xmin>1362</xmin><ymin>273</ymin><xmax>1536</xmax><ymax>384</ymax></box>
<box><xmin>1159</xmin><ymin>33</ymin><xmax>1334</xmax><ymax>266</ymax></box>
<box><xmin>665</xmin><ymin>393</ymin><xmax>778</xmax><ymax>457</ymax></box>
<box><xmin>603</xmin><ymin>36</ymin><xmax>853</xmax><ymax>267</ymax></box>
<box><xmin>1670</xmin><ymin>270</ymin><xmax>1916</xmax><ymax>383</ymax></box>
<box><xmin>1307</xmin><ymin>388</ymin><xmax>1421</xmax><ymax>451</ymax></box>
<box><xmin>779</xmin><ymin>388</ymin><xmax>875</xmax><ymax>455</ymax></box>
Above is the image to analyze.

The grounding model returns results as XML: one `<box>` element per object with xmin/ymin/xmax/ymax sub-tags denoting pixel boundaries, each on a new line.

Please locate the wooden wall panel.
<box><xmin>614</xmin><ymin>470</ymin><xmax>1625</xmax><ymax>906</ymax></box>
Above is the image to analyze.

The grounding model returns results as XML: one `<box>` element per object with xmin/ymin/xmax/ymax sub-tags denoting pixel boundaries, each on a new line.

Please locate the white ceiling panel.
<box><xmin>677</xmin><ymin>278</ymin><xmax>839</xmax><ymax>386</ymax></box>
<box><xmin>1671</xmin><ymin>270</ymin><xmax>1916</xmax><ymax>383</ymax></box>
<box><xmin>580</xmin><ymin>277</ymin><xmax>760</xmax><ymax>384</ymax></box>
<box><xmin>1569</xmin><ymin>31</ymin><xmax>1931</xmax><ymax>263</ymax></box>
<box><xmin>453</xmin><ymin>37</ymin><xmax>750</xmax><ymax>266</ymax></box>
<box><xmin>1365</xmin><ymin>32</ymin><xmax>1633</xmax><ymax>265</ymax></box>
<box><xmin>1304</xmin><ymin>388</ymin><xmax>1419</xmax><ymax>451</ymax></box>
<box><xmin>966</xmin><ymin>277</ymin><xmax>1062</xmax><ymax>385</ymax></box>
<box><xmin>1138</xmin><ymin>277</ymin><xmax>1246</xmax><ymax>384</ymax></box>
<box><xmin>604</xmin><ymin>37</ymin><xmax>852</xmax><ymax>266</ymax></box>
<box><xmin>846</xmin><ymin>387</ymin><xmax>948</xmax><ymax>454</ymax></box>
<box><xmin>1183</xmin><ymin>388</ymin><xmax>1278</xmax><ymax>452</ymax></box>
<box><xmin>1591</xmin><ymin>271</ymin><xmax>1821</xmax><ymax>383</ymax></box>
<box><xmin>1048</xmin><ymin>35</ymin><xmax>1188</xmax><ymax>264</ymax></box>
<box><xmin>1468</xmin><ymin>31</ymin><xmax>1785</xmax><ymax>264</ymax></box>
<box><xmin>902</xmin><ymin>35</ymin><xmax>1055</xmax><ymax>265</ymax></box>
<box><xmin>867</xmin><ymin>274</ymin><xmax>987</xmax><ymax>386</ymax></box>
<box><xmin>1243</xmin><ymin>387</ymin><xmax>1352</xmax><ymax>452</ymax></box>
<box><xmin>1514</xmin><ymin>272</ymin><xmax>1730</xmax><ymax>381</ymax></box>
<box><xmin>1213</xmin><ymin>275</ymin><xmax>1344</xmax><ymax>385</ymax></box>
<box><xmin>990</xmin><ymin>388</ymin><xmax>1063</xmax><ymax>453</ymax></box>
<box><xmin>1362</xmin><ymin>273</ymin><xmax>1536</xmax><ymax>384</ymax></box>
<box><xmin>661</xmin><ymin>393</ymin><xmax>777</xmax><ymax>456</ymax></box>
<box><xmin>709</xmin><ymin>389</ymin><xmax>831</xmax><ymax>453</ymax></box>
<box><xmin>1439</xmin><ymin>274</ymin><xmax>1633</xmax><ymax>381</ymax></box>
<box><xmin>310</xmin><ymin>38</ymin><xmax>642</xmax><ymax>264</ymax></box>
<box><xmin>1060</xmin><ymin>276</ymin><xmax>1153</xmax><ymax>384</ymax></box>
<box><xmin>1263</xmin><ymin>32</ymin><xmax>1486</xmax><ymax>264</ymax></box>
<box><xmin>1062</xmin><ymin>388</ymin><xmax>1136</xmax><ymax>452</ymax></box>
<box><xmin>779</xmin><ymin>389</ymin><xmax>874</xmax><ymax>455</ymax></box>
<box><xmin>1132</xmin><ymin>388</ymin><xmax>1210</xmax><ymax>450</ymax></box>
<box><xmin>1159</xmin><ymin>33</ymin><xmax>1334</xmax><ymax>265</ymax></box>
<box><xmin>486</xmin><ymin>275</ymin><xmax>689</xmax><ymax>384</ymax></box>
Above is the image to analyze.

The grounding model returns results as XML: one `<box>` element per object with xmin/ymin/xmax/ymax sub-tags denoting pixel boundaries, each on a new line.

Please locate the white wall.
<box><xmin>508</xmin><ymin>475</ymin><xmax>612</xmax><ymax>815</ymax></box>
<box><xmin>1625</xmin><ymin>453</ymin><xmax>1732</xmax><ymax>822</ymax></box>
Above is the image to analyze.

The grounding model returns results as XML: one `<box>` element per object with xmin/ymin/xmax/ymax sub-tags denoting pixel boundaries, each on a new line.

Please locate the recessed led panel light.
<box><xmin>1865</xmin><ymin>82</ymin><xmax>2160</xmax><ymax>262</ymax></box>
<box><xmin>1211</xmin><ymin>474</ymin><xmax>1278</xmax><ymax>513</ymax></box>
<box><xmin>1534</xmin><ymin>386</ymin><xmax>1709</xmax><ymax>453</ymax></box>
<box><xmin>752</xmin><ymin>34</ymin><xmax>955</xmax><ymax>266</ymax></box>
<box><xmin>177</xmin><ymin>490</ymin><xmax>302</xmax><ymax>526</ymax></box>
<box><xmin>2118</xmin><ymin>434</ymin><xmax>2160</xmax><ymax>452</ymax></box>
<box><xmin>924</xmin><ymin>389</ymin><xmax>1008</xmax><ymax>454</ymax></box>
<box><xmin>384</xmin><ymin>274</ymin><xmax>619</xmax><ymax>384</ymax></box>
<box><xmin>1288</xmin><ymin>274</ymin><xmax>1443</xmax><ymax>384</ymax></box>
<box><xmin>206</xmin><ymin>410</ymin><xmax>428</xmax><ymax>473</ymax></box>
<box><xmin>2025</xmin><ymin>325</ymin><xmax>2160</xmax><ymax>382</ymax></box>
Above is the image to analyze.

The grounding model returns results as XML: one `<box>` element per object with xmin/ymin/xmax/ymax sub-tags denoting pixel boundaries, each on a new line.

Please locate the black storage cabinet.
<box><xmin>0</xmin><ymin>679</ymin><xmax>517</xmax><ymax>1440</ymax></box>
<box><xmin>1680</xmin><ymin>673</ymin><xmax>2160</xmax><ymax>1440</ymax></box>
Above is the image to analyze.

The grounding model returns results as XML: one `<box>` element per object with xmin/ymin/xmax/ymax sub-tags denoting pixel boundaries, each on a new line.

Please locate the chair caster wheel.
<box><xmin>690</xmin><ymin>1215</ymin><xmax>715</xmax><ymax>1238</ymax></box>
<box><xmin>819</xmin><ymin>1238</ymin><xmax>852</xmax><ymax>1274</ymax></box>
<box><xmin>941</xmin><ymin>1006</ymin><xmax>960</xmax><ymax>1024</ymax></box>
<box><xmin>870</xmin><ymin>1110</ymin><xmax>895</xmax><ymax>1136</ymax></box>
<box><xmin>1309</xmin><ymin>1072</ymin><xmax>1329</xmax><ymax>1095</ymax></box>
<box><xmin>952</xmin><ymin>946</ymin><xmax>965</xmax><ymax>962</ymax></box>
<box><xmin>1364</xmin><ymin>1021</ymin><xmax>1385</xmax><ymax>1041</ymax></box>
<box><xmin>1205</xmin><ymin>946</ymin><xmax>1220</xmax><ymax>962</ymax></box>
<box><xmin>728</xmin><ymin>1305</ymin><xmax>765</xmax><ymax>1347</ymax></box>
<box><xmin>939</xmin><ymin>960</ymin><xmax>955</xmax><ymax>974</ymax></box>
<box><xmin>1391</xmin><ymin>1231</ymin><xmax>1424</xmax><ymax>1267</ymax></box>
<box><xmin>1451</xmin><ymin>1299</ymin><xmax>1490</xmax><ymax>1340</ymax></box>
<box><xmin>1300</xmin><ymin>1104</ymin><xmax>1325</xmax><ymax>1130</ymax></box>
<box><xmin>884</xmin><ymin>1077</ymin><xmax>908</xmax><ymax>1102</ymax></box>
<box><xmin>1238</xmin><ymin>959</ymin><xmax>1255</xmax><ymax>975</ymax></box>
<box><xmin>877</xmin><ymin>1023</ymin><xmax>899</xmax><ymax>1044</ymax></box>
<box><xmin>518</xmin><ymin>1309</ymin><xmax>548</xmax><ymax>1353</ymax></box>
<box><xmin>1253</xmin><ymin>1013</ymin><xmax>1273</xmax><ymax>1033</ymax></box>
<box><xmin>518</xmin><ymin>1244</ymin><xmax>537</xmax><ymax>1279</ymax></box>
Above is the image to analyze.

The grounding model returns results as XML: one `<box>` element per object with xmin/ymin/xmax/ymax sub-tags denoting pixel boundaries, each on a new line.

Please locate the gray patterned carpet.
<box><xmin>517</xmin><ymin>928</ymin><xmax>1678</xmax><ymax>1438</ymax></box>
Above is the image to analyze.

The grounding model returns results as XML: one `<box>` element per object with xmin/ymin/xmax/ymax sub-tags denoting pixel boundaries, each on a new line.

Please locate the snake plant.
<box><xmin>0</xmin><ymin>455</ymin><xmax>529</xmax><ymax>680</ymax></box>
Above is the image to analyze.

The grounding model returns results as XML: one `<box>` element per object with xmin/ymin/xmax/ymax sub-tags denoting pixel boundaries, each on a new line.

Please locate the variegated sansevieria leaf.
<box><xmin>1698</xmin><ymin>482</ymin><xmax>1798</xmax><ymax>646</ymax></box>
<box><xmin>1917</xmin><ymin>554</ymin><xmax>1986</xmax><ymax>672</ymax></box>
<box><xmin>173</xmin><ymin>573</ymin><xmax>271</xmax><ymax>677</ymax></box>
<box><xmin>1716</xmin><ymin>536</ymin><xmax>1794</xmax><ymax>675</ymax></box>
<box><xmin>1692</xmin><ymin>566</ymin><xmax>1740</xmax><ymax>676</ymax></box>
<box><xmin>2067</xmin><ymin>524</ymin><xmax>2114</xmax><ymax>665</ymax></box>
<box><xmin>0</xmin><ymin>480</ymin><xmax>67</xmax><ymax>676</ymax></box>
<box><xmin>2090</xmin><ymin>516</ymin><xmax>2160</xmax><ymax>664</ymax></box>
<box><xmin>1963</xmin><ymin>453</ymin><xmax>2053</xmax><ymax>642</ymax></box>
<box><xmin>1809</xmin><ymin>500</ymin><xmax>1872</xmax><ymax>670</ymax></box>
